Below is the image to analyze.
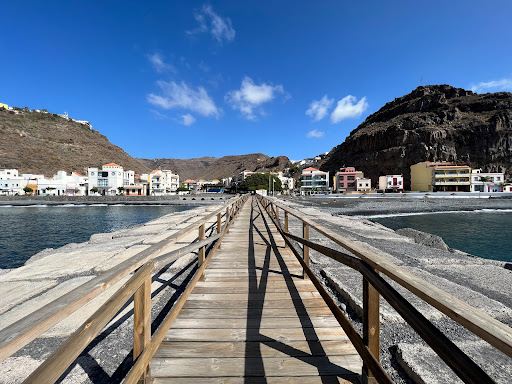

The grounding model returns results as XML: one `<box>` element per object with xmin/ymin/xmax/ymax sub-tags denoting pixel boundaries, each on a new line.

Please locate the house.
<box><xmin>0</xmin><ymin>169</ymin><xmax>28</xmax><ymax>195</ymax></box>
<box><xmin>357</xmin><ymin>178</ymin><xmax>372</xmax><ymax>192</ymax></box>
<box><xmin>334</xmin><ymin>167</ymin><xmax>364</xmax><ymax>192</ymax></box>
<box><xmin>470</xmin><ymin>169</ymin><xmax>505</xmax><ymax>192</ymax></box>
<box><xmin>410</xmin><ymin>162</ymin><xmax>471</xmax><ymax>192</ymax></box>
<box><xmin>88</xmin><ymin>163</ymin><xmax>135</xmax><ymax>195</ymax></box>
<box><xmin>378</xmin><ymin>175</ymin><xmax>404</xmax><ymax>192</ymax></box>
<box><xmin>300</xmin><ymin>167</ymin><xmax>329</xmax><ymax>194</ymax></box>
<box><xmin>124</xmin><ymin>184</ymin><xmax>148</xmax><ymax>196</ymax></box>
<box><xmin>149</xmin><ymin>169</ymin><xmax>180</xmax><ymax>195</ymax></box>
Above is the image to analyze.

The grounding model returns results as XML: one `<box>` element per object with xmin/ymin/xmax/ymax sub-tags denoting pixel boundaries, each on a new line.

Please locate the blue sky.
<box><xmin>2</xmin><ymin>1</ymin><xmax>512</xmax><ymax>161</ymax></box>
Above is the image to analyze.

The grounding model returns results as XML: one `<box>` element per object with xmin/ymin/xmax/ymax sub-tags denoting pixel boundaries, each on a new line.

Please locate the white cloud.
<box><xmin>306</xmin><ymin>129</ymin><xmax>325</xmax><ymax>138</ymax></box>
<box><xmin>181</xmin><ymin>114</ymin><xmax>196</xmax><ymax>126</ymax></box>
<box><xmin>188</xmin><ymin>5</ymin><xmax>235</xmax><ymax>44</ymax></box>
<box><xmin>470</xmin><ymin>78</ymin><xmax>512</xmax><ymax>93</ymax></box>
<box><xmin>148</xmin><ymin>53</ymin><xmax>175</xmax><ymax>73</ymax></box>
<box><xmin>330</xmin><ymin>95</ymin><xmax>368</xmax><ymax>123</ymax></box>
<box><xmin>225</xmin><ymin>77</ymin><xmax>285</xmax><ymax>120</ymax></box>
<box><xmin>306</xmin><ymin>95</ymin><xmax>334</xmax><ymax>122</ymax></box>
<box><xmin>147</xmin><ymin>81</ymin><xmax>220</xmax><ymax>118</ymax></box>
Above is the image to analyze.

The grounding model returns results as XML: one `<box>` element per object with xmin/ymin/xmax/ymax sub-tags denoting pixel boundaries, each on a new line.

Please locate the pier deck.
<box><xmin>150</xmin><ymin>197</ymin><xmax>363</xmax><ymax>383</ymax></box>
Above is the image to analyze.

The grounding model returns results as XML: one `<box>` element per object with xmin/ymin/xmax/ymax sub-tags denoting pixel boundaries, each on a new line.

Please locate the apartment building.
<box><xmin>149</xmin><ymin>169</ymin><xmax>180</xmax><ymax>195</ymax></box>
<box><xmin>357</xmin><ymin>178</ymin><xmax>372</xmax><ymax>192</ymax></box>
<box><xmin>410</xmin><ymin>162</ymin><xmax>471</xmax><ymax>192</ymax></box>
<box><xmin>470</xmin><ymin>169</ymin><xmax>505</xmax><ymax>192</ymax></box>
<box><xmin>88</xmin><ymin>163</ymin><xmax>135</xmax><ymax>195</ymax></box>
<box><xmin>300</xmin><ymin>167</ymin><xmax>329</xmax><ymax>194</ymax></box>
<box><xmin>334</xmin><ymin>167</ymin><xmax>364</xmax><ymax>192</ymax></box>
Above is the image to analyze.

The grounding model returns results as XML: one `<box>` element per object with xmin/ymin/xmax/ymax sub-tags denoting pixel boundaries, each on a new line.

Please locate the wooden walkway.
<box><xmin>150</xmin><ymin>197</ymin><xmax>363</xmax><ymax>383</ymax></box>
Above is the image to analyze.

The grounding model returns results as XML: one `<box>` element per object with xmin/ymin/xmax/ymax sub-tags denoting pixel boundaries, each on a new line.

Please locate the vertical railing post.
<box><xmin>133</xmin><ymin>272</ymin><xmax>152</xmax><ymax>382</ymax></box>
<box><xmin>302</xmin><ymin>221</ymin><xmax>309</xmax><ymax>279</ymax></box>
<box><xmin>217</xmin><ymin>212</ymin><xmax>222</xmax><ymax>249</ymax></box>
<box><xmin>363</xmin><ymin>276</ymin><xmax>380</xmax><ymax>384</ymax></box>
<box><xmin>198</xmin><ymin>223</ymin><xmax>205</xmax><ymax>281</ymax></box>
<box><xmin>226</xmin><ymin>207</ymin><xmax>230</xmax><ymax>233</ymax></box>
<box><xmin>284</xmin><ymin>211</ymin><xmax>289</xmax><ymax>248</ymax></box>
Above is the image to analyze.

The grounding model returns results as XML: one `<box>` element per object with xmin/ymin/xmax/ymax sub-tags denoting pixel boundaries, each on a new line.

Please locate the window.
<box><xmin>347</xmin><ymin>176</ymin><xmax>355</xmax><ymax>180</ymax></box>
<box><xmin>111</xmin><ymin>172</ymin><xmax>116</xmax><ymax>176</ymax></box>
<box><xmin>497</xmin><ymin>177</ymin><xmax>501</xmax><ymax>181</ymax></box>
<box><xmin>98</xmin><ymin>179</ymin><xmax>109</xmax><ymax>187</ymax></box>
<box><xmin>91</xmin><ymin>172</ymin><xmax>95</xmax><ymax>176</ymax></box>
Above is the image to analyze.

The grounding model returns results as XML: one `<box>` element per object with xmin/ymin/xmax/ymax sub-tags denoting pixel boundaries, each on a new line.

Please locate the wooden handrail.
<box><xmin>263</xmin><ymin>196</ymin><xmax>512</xmax><ymax>358</ymax></box>
<box><xmin>0</xmin><ymin>195</ymin><xmax>245</xmax><ymax>362</ymax></box>
<box><xmin>258</xmin><ymin>195</ymin><xmax>511</xmax><ymax>383</ymax></box>
<box><xmin>23</xmin><ymin>262</ymin><xmax>154</xmax><ymax>384</ymax></box>
<box><xmin>124</xmin><ymin>194</ymin><xmax>249</xmax><ymax>383</ymax></box>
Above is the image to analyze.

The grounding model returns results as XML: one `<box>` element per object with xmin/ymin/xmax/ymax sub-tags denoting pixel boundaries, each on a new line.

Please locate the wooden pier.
<box><xmin>150</xmin><ymin>197</ymin><xmax>362</xmax><ymax>383</ymax></box>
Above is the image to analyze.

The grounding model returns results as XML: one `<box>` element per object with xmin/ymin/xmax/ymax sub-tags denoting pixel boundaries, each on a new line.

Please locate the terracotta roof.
<box><xmin>103</xmin><ymin>163</ymin><xmax>121</xmax><ymax>167</ymax></box>
<box><xmin>72</xmin><ymin>172</ymin><xmax>83</xmax><ymax>177</ymax></box>
<box><xmin>184</xmin><ymin>179</ymin><xmax>196</xmax><ymax>183</ymax></box>
<box><xmin>151</xmin><ymin>169</ymin><xmax>160</xmax><ymax>174</ymax></box>
<box><xmin>303</xmin><ymin>167</ymin><xmax>319</xmax><ymax>171</ymax></box>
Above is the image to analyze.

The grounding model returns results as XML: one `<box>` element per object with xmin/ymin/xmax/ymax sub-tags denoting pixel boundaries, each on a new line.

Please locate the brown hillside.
<box><xmin>0</xmin><ymin>109</ymin><xmax>151</xmax><ymax>176</ymax></box>
<box><xmin>139</xmin><ymin>154</ymin><xmax>290</xmax><ymax>180</ymax></box>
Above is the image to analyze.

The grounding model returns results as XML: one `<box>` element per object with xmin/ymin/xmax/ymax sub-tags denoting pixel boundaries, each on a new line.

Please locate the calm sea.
<box><xmin>0</xmin><ymin>204</ymin><xmax>194</xmax><ymax>269</ymax></box>
<box><xmin>372</xmin><ymin>210</ymin><xmax>512</xmax><ymax>262</ymax></box>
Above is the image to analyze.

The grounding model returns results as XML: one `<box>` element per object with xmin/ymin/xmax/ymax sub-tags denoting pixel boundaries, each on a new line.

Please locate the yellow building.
<box><xmin>0</xmin><ymin>103</ymin><xmax>8</xmax><ymax>110</ymax></box>
<box><xmin>411</xmin><ymin>161</ymin><xmax>472</xmax><ymax>192</ymax></box>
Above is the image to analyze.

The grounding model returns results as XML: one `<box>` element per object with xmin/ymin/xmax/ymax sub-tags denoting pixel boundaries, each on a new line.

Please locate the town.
<box><xmin>0</xmin><ymin>160</ymin><xmax>510</xmax><ymax>197</ymax></box>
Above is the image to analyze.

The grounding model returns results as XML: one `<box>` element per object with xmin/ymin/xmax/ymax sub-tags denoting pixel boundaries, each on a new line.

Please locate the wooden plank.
<box><xmin>153</xmin><ymin>377</ymin><xmax>359</xmax><ymax>384</ymax></box>
<box><xmin>172</xmin><ymin>316</ymin><xmax>340</xmax><ymax>329</ymax></box>
<box><xmin>186</xmin><ymin>292</ymin><xmax>321</xmax><ymax>301</ymax></box>
<box><xmin>177</xmin><ymin>306</ymin><xmax>334</xmax><ymax>319</ymax></box>
<box><xmin>191</xmin><ymin>285</ymin><xmax>316</xmax><ymax>294</ymax></box>
<box><xmin>155</xmin><ymin>340</ymin><xmax>358</xmax><ymax>358</ymax></box>
<box><xmin>194</xmin><ymin>280</ymin><xmax>316</xmax><ymax>289</ymax></box>
<box><xmin>164</xmin><ymin>327</ymin><xmax>348</xmax><ymax>343</ymax></box>
<box><xmin>150</xmin><ymin>356</ymin><xmax>362</xmax><ymax>377</ymax></box>
<box><xmin>182</xmin><ymin>298</ymin><xmax>330</xmax><ymax>309</ymax></box>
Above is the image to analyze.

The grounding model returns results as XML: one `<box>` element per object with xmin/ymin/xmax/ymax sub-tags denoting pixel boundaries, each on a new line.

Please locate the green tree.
<box><xmin>23</xmin><ymin>186</ymin><xmax>33</xmax><ymax>194</ymax></box>
<box><xmin>480</xmin><ymin>176</ymin><xmax>491</xmax><ymax>183</ymax></box>
<box><xmin>117</xmin><ymin>186</ymin><xmax>125</xmax><ymax>194</ymax></box>
<box><xmin>90</xmin><ymin>187</ymin><xmax>99</xmax><ymax>194</ymax></box>
<box><xmin>239</xmin><ymin>173</ymin><xmax>282</xmax><ymax>192</ymax></box>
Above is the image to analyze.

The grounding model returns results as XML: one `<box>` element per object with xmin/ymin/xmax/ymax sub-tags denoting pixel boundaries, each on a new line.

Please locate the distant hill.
<box><xmin>320</xmin><ymin>85</ymin><xmax>512</xmax><ymax>188</ymax></box>
<box><xmin>0</xmin><ymin>108</ymin><xmax>151</xmax><ymax>176</ymax></box>
<box><xmin>139</xmin><ymin>154</ymin><xmax>291</xmax><ymax>180</ymax></box>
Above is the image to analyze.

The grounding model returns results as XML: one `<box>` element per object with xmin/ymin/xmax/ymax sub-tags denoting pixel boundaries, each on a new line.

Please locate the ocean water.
<box><xmin>0</xmin><ymin>205</ymin><xmax>195</xmax><ymax>269</ymax></box>
<box><xmin>372</xmin><ymin>210</ymin><xmax>512</xmax><ymax>262</ymax></box>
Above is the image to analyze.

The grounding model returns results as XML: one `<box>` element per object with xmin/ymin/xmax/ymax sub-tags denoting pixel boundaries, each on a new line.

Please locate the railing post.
<box><xmin>226</xmin><ymin>207</ymin><xmax>230</xmax><ymax>233</ymax></box>
<box><xmin>198</xmin><ymin>223</ymin><xmax>205</xmax><ymax>281</ymax></box>
<box><xmin>302</xmin><ymin>221</ymin><xmax>309</xmax><ymax>279</ymax></box>
<box><xmin>133</xmin><ymin>273</ymin><xmax>152</xmax><ymax>382</ymax></box>
<box><xmin>284</xmin><ymin>211</ymin><xmax>289</xmax><ymax>248</ymax></box>
<box><xmin>363</xmin><ymin>276</ymin><xmax>380</xmax><ymax>384</ymax></box>
<box><xmin>217</xmin><ymin>213</ymin><xmax>222</xmax><ymax>249</ymax></box>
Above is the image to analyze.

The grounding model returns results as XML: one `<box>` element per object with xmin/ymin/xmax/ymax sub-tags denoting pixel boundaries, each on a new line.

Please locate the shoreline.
<box><xmin>0</xmin><ymin>193</ymin><xmax>230</xmax><ymax>206</ymax></box>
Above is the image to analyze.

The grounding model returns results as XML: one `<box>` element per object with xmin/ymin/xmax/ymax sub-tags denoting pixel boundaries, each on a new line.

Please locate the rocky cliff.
<box><xmin>139</xmin><ymin>154</ymin><xmax>290</xmax><ymax>181</ymax></box>
<box><xmin>321</xmin><ymin>85</ymin><xmax>512</xmax><ymax>189</ymax></box>
<box><xmin>0</xmin><ymin>109</ymin><xmax>151</xmax><ymax>176</ymax></box>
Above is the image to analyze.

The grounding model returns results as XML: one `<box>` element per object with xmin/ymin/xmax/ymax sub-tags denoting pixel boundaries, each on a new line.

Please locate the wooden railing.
<box><xmin>257</xmin><ymin>195</ymin><xmax>512</xmax><ymax>384</ymax></box>
<box><xmin>0</xmin><ymin>194</ymin><xmax>249</xmax><ymax>383</ymax></box>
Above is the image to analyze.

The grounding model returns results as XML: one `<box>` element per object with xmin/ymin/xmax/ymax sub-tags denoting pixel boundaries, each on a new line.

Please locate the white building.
<box><xmin>357</xmin><ymin>177</ymin><xmax>372</xmax><ymax>192</ymax></box>
<box><xmin>471</xmin><ymin>169</ymin><xmax>505</xmax><ymax>192</ymax></box>
<box><xmin>378</xmin><ymin>175</ymin><xmax>404</xmax><ymax>192</ymax></box>
<box><xmin>149</xmin><ymin>169</ymin><xmax>180</xmax><ymax>195</ymax></box>
<box><xmin>278</xmin><ymin>175</ymin><xmax>295</xmax><ymax>194</ymax></box>
<box><xmin>0</xmin><ymin>169</ymin><xmax>28</xmax><ymax>195</ymax></box>
<box><xmin>300</xmin><ymin>167</ymin><xmax>329</xmax><ymax>194</ymax></box>
<box><xmin>88</xmin><ymin>163</ymin><xmax>135</xmax><ymax>195</ymax></box>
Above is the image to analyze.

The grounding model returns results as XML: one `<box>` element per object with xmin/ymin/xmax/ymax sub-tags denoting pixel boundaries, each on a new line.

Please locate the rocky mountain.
<box><xmin>0</xmin><ymin>108</ymin><xmax>151</xmax><ymax>176</ymax></box>
<box><xmin>321</xmin><ymin>85</ymin><xmax>512</xmax><ymax>189</ymax></box>
<box><xmin>139</xmin><ymin>154</ymin><xmax>290</xmax><ymax>181</ymax></box>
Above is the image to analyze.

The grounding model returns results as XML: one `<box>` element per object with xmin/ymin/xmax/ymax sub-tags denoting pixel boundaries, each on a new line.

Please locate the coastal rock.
<box><xmin>320</xmin><ymin>85</ymin><xmax>512</xmax><ymax>189</ymax></box>
<box><xmin>396</xmin><ymin>228</ymin><xmax>449</xmax><ymax>251</ymax></box>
